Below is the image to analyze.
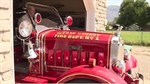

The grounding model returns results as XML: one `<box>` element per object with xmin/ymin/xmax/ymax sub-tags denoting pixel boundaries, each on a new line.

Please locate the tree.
<box><xmin>117</xmin><ymin>0</ymin><xmax>135</xmax><ymax>28</ymax></box>
<box><xmin>134</xmin><ymin>0</ymin><xmax>149</xmax><ymax>29</ymax></box>
<box><xmin>117</xmin><ymin>0</ymin><xmax>149</xmax><ymax>30</ymax></box>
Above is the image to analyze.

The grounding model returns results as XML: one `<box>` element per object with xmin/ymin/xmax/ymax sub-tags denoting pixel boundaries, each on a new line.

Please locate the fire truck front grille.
<box><xmin>45</xmin><ymin>50</ymin><xmax>105</xmax><ymax>68</ymax></box>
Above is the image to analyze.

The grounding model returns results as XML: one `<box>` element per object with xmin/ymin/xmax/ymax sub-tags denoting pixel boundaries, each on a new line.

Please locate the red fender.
<box><xmin>56</xmin><ymin>65</ymin><xmax>127</xmax><ymax>83</ymax></box>
<box><xmin>125</xmin><ymin>55</ymin><xmax>137</xmax><ymax>72</ymax></box>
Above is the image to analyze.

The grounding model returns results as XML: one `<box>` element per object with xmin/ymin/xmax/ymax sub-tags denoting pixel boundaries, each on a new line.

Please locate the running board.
<box><xmin>17</xmin><ymin>75</ymin><xmax>48</xmax><ymax>83</ymax></box>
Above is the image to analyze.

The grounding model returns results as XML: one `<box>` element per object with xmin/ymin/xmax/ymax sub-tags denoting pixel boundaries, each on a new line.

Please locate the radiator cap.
<box><xmin>88</xmin><ymin>58</ymin><xmax>96</xmax><ymax>67</ymax></box>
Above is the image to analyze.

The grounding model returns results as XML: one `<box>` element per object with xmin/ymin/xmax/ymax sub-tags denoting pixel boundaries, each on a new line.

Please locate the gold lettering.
<box><xmin>55</xmin><ymin>32</ymin><xmax>100</xmax><ymax>40</ymax></box>
<box><xmin>93</xmin><ymin>34</ymin><xmax>97</xmax><ymax>36</ymax></box>
<box><xmin>89</xmin><ymin>33</ymin><xmax>94</xmax><ymax>36</ymax></box>
<box><xmin>85</xmin><ymin>36</ymin><xmax>90</xmax><ymax>39</ymax></box>
<box><xmin>63</xmin><ymin>35</ymin><xmax>66</xmax><ymax>38</ymax></box>
<box><xmin>85</xmin><ymin>36</ymin><xmax>94</xmax><ymax>40</ymax></box>
<box><xmin>72</xmin><ymin>36</ymin><xmax>75</xmax><ymax>39</ymax></box>
<box><xmin>68</xmin><ymin>35</ymin><xmax>72</xmax><ymax>38</ymax></box>
<box><xmin>95</xmin><ymin>36</ymin><xmax>99</xmax><ymax>40</ymax></box>
<box><xmin>89</xmin><ymin>36</ymin><xmax>94</xmax><ymax>40</ymax></box>
<box><xmin>55</xmin><ymin>35</ymin><xmax>67</xmax><ymax>38</ymax></box>
<box><xmin>65</xmin><ymin>32</ymin><xmax>69</xmax><ymax>34</ymax></box>
<box><xmin>72</xmin><ymin>36</ymin><xmax>79</xmax><ymax>39</ymax></box>
<box><xmin>54</xmin><ymin>35</ymin><xmax>58</xmax><ymax>37</ymax></box>
<box><xmin>80</xmin><ymin>36</ymin><xmax>83</xmax><ymax>39</ymax></box>
<box><xmin>58</xmin><ymin>35</ymin><xmax>61</xmax><ymax>38</ymax></box>
<box><xmin>59</xmin><ymin>35</ymin><xmax>63</xmax><ymax>38</ymax></box>
<box><xmin>57</xmin><ymin>32</ymin><xmax>62</xmax><ymax>34</ymax></box>
<box><xmin>70</xmin><ymin>32</ymin><xmax>76</xmax><ymax>34</ymax></box>
<box><xmin>81</xmin><ymin>33</ymin><xmax>86</xmax><ymax>35</ymax></box>
<box><xmin>62</xmin><ymin>32</ymin><xmax>66</xmax><ymax>34</ymax></box>
<box><xmin>61</xmin><ymin>35</ymin><xmax>66</xmax><ymax>38</ymax></box>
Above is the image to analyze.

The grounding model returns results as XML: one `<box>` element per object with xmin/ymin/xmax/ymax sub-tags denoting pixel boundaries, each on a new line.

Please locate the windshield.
<box><xmin>26</xmin><ymin>2</ymin><xmax>63</xmax><ymax>28</ymax></box>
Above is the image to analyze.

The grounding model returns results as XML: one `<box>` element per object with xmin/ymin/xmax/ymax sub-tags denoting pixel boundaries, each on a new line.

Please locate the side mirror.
<box><xmin>34</xmin><ymin>13</ymin><xmax>42</xmax><ymax>23</ymax></box>
<box><xmin>64</xmin><ymin>16</ymin><xmax>73</xmax><ymax>26</ymax></box>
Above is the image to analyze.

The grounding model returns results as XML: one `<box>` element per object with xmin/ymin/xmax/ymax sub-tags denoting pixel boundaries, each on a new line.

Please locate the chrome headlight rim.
<box><xmin>124</xmin><ymin>49</ymin><xmax>131</xmax><ymax>60</ymax></box>
<box><xmin>112</xmin><ymin>60</ymin><xmax>126</xmax><ymax>74</ymax></box>
<box><xmin>19</xmin><ymin>20</ymin><xmax>33</xmax><ymax>38</ymax></box>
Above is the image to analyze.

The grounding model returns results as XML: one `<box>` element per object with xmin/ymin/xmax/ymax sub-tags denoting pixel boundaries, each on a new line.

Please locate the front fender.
<box><xmin>56</xmin><ymin>65</ymin><xmax>127</xmax><ymax>83</ymax></box>
<box><xmin>125</xmin><ymin>55</ymin><xmax>137</xmax><ymax>72</ymax></box>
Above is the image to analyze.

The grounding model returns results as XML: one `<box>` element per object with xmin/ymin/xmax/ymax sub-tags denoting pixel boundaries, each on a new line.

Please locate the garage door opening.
<box><xmin>13</xmin><ymin>0</ymin><xmax>86</xmax><ymax>31</ymax></box>
<box><xmin>13</xmin><ymin>0</ymin><xmax>87</xmax><ymax>82</ymax></box>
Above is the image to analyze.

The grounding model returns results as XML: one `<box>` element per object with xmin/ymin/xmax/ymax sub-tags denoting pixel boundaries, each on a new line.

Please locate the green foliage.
<box><xmin>105</xmin><ymin>25</ymin><xmax>110</xmax><ymax>30</ymax></box>
<box><xmin>134</xmin><ymin>0</ymin><xmax>149</xmax><ymax>28</ymax></box>
<box><xmin>117</xmin><ymin>0</ymin><xmax>149</xmax><ymax>30</ymax></box>
<box><xmin>117</xmin><ymin>0</ymin><xmax>135</xmax><ymax>27</ymax></box>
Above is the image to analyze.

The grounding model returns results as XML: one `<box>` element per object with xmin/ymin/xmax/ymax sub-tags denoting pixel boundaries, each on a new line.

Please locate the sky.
<box><xmin>107</xmin><ymin>0</ymin><xmax>150</xmax><ymax>6</ymax></box>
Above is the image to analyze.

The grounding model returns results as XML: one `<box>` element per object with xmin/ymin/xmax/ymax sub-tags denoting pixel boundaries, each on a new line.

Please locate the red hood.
<box><xmin>38</xmin><ymin>29</ymin><xmax>113</xmax><ymax>68</ymax></box>
<box><xmin>39</xmin><ymin>29</ymin><xmax>113</xmax><ymax>44</ymax></box>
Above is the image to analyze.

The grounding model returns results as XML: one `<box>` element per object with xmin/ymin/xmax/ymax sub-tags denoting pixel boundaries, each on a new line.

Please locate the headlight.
<box><xmin>124</xmin><ymin>49</ymin><xmax>131</xmax><ymax>60</ymax></box>
<box><xmin>19</xmin><ymin>20</ymin><xmax>33</xmax><ymax>38</ymax></box>
<box><xmin>112</xmin><ymin>60</ymin><xmax>125</xmax><ymax>74</ymax></box>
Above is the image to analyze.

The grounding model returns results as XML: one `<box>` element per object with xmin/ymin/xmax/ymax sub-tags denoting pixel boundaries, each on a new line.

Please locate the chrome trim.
<box><xmin>41</xmin><ymin>30</ymin><xmax>51</xmax><ymax>75</ymax></box>
<box><xmin>110</xmin><ymin>36</ymin><xmax>119</xmax><ymax>69</ymax></box>
<box><xmin>109</xmin><ymin>36</ymin><xmax>124</xmax><ymax>69</ymax></box>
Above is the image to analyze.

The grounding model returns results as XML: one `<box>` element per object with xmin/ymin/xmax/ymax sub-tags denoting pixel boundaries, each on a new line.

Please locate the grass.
<box><xmin>106</xmin><ymin>31</ymin><xmax>150</xmax><ymax>46</ymax></box>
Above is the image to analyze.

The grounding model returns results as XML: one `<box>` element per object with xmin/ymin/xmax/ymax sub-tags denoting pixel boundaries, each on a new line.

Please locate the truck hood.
<box><xmin>38</xmin><ymin>29</ymin><xmax>113</xmax><ymax>45</ymax></box>
<box><xmin>38</xmin><ymin>29</ymin><xmax>113</xmax><ymax>68</ymax></box>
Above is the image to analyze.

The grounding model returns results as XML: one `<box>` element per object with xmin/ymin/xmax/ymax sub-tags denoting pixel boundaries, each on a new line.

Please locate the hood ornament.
<box><xmin>114</xmin><ymin>25</ymin><xmax>123</xmax><ymax>37</ymax></box>
<box><xmin>113</xmin><ymin>24</ymin><xmax>124</xmax><ymax>45</ymax></box>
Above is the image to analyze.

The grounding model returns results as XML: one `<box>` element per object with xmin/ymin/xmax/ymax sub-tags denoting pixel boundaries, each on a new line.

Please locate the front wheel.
<box><xmin>65</xmin><ymin>78</ymin><xmax>99</xmax><ymax>83</ymax></box>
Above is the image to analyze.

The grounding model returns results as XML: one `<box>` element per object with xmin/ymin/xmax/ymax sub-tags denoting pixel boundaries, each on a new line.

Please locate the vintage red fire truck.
<box><xmin>14</xmin><ymin>2</ymin><xmax>143</xmax><ymax>83</ymax></box>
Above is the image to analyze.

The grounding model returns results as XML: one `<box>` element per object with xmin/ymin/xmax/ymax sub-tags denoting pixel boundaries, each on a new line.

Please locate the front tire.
<box><xmin>65</xmin><ymin>78</ymin><xmax>99</xmax><ymax>83</ymax></box>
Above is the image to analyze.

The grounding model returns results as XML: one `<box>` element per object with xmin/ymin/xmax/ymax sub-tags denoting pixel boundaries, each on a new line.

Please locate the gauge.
<box><xmin>19</xmin><ymin>20</ymin><xmax>33</xmax><ymax>38</ymax></box>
